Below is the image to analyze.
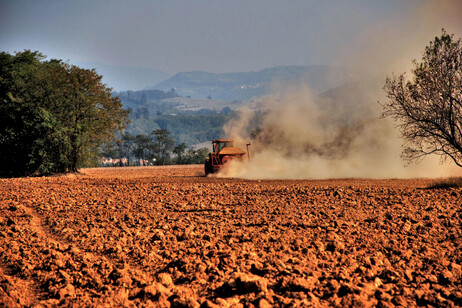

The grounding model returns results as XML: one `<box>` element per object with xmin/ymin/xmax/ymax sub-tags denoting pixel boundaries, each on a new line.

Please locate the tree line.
<box><xmin>0</xmin><ymin>50</ymin><xmax>128</xmax><ymax>177</ymax></box>
<box><xmin>101</xmin><ymin>129</ymin><xmax>209</xmax><ymax>166</ymax></box>
<box><xmin>125</xmin><ymin>113</ymin><xmax>232</xmax><ymax>146</ymax></box>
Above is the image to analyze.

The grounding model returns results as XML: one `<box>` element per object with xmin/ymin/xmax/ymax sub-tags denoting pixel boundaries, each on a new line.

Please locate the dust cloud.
<box><xmin>219</xmin><ymin>86</ymin><xmax>461</xmax><ymax>179</ymax></box>
<box><xmin>218</xmin><ymin>1</ymin><xmax>462</xmax><ymax>179</ymax></box>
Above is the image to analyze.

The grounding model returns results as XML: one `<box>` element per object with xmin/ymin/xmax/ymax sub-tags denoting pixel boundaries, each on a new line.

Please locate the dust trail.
<box><xmin>219</xmin><ymin>86</ymin><xmax>461</xmax><ymax>179</ymax></box>
<box><xmin>218</xmin><ymin>1</ymin><xmax>462</xmax><ymax>179</ymax></box>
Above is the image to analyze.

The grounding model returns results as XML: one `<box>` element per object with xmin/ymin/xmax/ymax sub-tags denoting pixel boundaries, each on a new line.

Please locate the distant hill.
<box><xmin>73</xmin><ymin>62</ymin><xmax>171</xmax><ymax>91</ymax></box>
<box><xmin>151</xmin><ymin>65</ymin><xmax>354</xmax><ymax>101</ymax></box>
<box><xmin>115</xmin><ymin>89</ymin><xmax>241</xmax><ymax>115</ymax></box>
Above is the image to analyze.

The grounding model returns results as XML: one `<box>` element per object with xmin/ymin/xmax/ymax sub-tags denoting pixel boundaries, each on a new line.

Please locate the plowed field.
<box><xmin>1</xmin><ymin>166</ymin><xmax>461</xmax><ymax>307</ymax></box>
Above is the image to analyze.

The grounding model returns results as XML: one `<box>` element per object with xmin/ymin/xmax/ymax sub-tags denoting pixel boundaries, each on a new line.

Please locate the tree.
<box><xmin>101</xmin><ymin>141</ymin><xmax>120</xmax><ymax>166</ymax></box>
<box><xmin>381</xmin><ymin>30</ymin><xmax>462</xmax><ymax>167</ymax></box>
<box><xmin>133</xmin><ymin>134</ymin><xmax>154</xmax><ymax>165</ymax></box>
<box><xmin>151</xmin><ymin>129</ymin><xmax>175</xmax><ymax>165</ymax></box>
<box><xmin>0</xmin><ymin>51</ymin><xmax>66</xmax><ymax>176</ymax></box>
<box><xmin>121</xmin><ymin>133</ymin><xmax>136</xmax><ymax>166</ymax></box>
<box><xmin>0</xmin><ymin>50</ymin><xmax>129</xmax><ymax>176</ymax></box>
<box><xmin>173</xmin><ymin>142</ymin><xmax>187</xmax><ymax>164</ymax></box>
<box><xmin>189</xmin><ymin>148</ymin><xmax>210</xmax><ymax>164</ymax></box>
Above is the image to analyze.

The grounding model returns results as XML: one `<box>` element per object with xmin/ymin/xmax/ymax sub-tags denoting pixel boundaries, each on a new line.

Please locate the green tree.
<box><xmin>0</xmin><ymin>51</ymin><xmax>63</xmax><ymax>176</ymax></box>
<box><xmin>101</xmin><ymin>141</ymin><xmax>120</xmax><ymax>166</ymax></box>
<box><xmin>173</xmin><ymin>142</ymin><xmax>187</xmax><ymax>164</ymax></box>
<box><xmin>193</xmin><ymin>148</ymin><xmax>210</xmax><ymax>164</ymax></box>
<box><xmin>61</xmin><ymin>64</ymin><xmax>128</xmax><ymax>170</ymax></box>
<box><xmin>133</xmin><ymin>134</ymin><xmax>154</xmax><ymax>165</ymax></box>
<box><xmin>151</xmin><ymin>129</ymin><xmax>175</xmax><ymax>165</ymax></box>
<box><xmin>121</xmin><ymin>133</ymin><xmax>136</xmax><ymax>166</ymax></box>
<box><xmin>182</xmin><ymin>147</ymin><xmax>209</xmax><ymax>164</ymax></box>
<box><xmin>0</xmin><ymin>50</ymin><xmax>128</xmax><ymax>176</ymax></box>
<box><xmin>381</xmin><ymin>30</ymin><xmax>462</xmax><ymax>167</ymax></box>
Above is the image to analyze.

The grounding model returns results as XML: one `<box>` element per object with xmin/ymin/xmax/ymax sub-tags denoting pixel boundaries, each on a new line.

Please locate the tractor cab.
<box><xmin>205</xmin><ymin>139</ymin><xmax>246</xmax><ymax>175</ymax></box>
<box><xmin>213</xmin><ymin>139</ymin><xmax>234</xmax><ymax>153</ymax></box>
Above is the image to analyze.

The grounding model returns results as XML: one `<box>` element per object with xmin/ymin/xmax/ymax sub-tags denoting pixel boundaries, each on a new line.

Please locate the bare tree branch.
<box><xmin>381</xmin><ymin>29</ymin><xmax>462</xmax><ymax>167</ymax></box>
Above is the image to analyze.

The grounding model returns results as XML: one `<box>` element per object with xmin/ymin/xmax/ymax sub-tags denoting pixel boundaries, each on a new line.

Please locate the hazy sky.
<box><xmin>1</xmin><ymin>0</ymin><xmax>461</xmax><ymax>74</ymax></box>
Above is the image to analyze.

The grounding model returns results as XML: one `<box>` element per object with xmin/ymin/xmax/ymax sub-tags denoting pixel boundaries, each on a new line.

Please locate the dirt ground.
<box><xmin>0</xmin><ymin>165</ymin><xmax>461</xmax><ymax>307</ymax></box>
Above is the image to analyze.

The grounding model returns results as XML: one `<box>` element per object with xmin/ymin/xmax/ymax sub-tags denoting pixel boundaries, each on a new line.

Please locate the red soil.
<box><xmin>0</xmin><ymin>165</ymin><xmax>461</xmax><ymax>307</ymax></box>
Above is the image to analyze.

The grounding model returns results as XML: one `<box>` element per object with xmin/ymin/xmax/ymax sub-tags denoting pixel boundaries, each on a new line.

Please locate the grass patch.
<box><xmin>427</xmin><ymin>177</ymin><xmax>462</xmax><ymax>189</ymax></box>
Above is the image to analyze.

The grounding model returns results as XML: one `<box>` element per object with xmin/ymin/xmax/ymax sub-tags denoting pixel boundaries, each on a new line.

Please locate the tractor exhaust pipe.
<box><xmin>246</xmin><ymin>143</ymin><xmax>251</xmax><ymax>162</ymax></box>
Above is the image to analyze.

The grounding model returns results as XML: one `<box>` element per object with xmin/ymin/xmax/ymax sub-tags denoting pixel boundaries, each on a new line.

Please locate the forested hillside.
<box><xmin>115</xmin><ymin>89</ymin><xmax>239</xmax><ymax>146</ymax></box>
<box><xmin>126</xmin><ymin>113</ymin><xmax>234</xmax><ymax>146</ymax></box>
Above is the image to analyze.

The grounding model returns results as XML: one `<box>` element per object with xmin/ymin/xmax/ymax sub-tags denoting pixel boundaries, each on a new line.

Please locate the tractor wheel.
<box><xmin>204</xmin><ymin>158</ymin><xmax>212</xmax><ymax>175</ymax></box>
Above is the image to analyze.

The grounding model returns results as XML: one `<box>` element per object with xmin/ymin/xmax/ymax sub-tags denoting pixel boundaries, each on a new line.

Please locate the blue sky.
<box><xmin>1</xmin><ymin>0</ymin><xmax>461</xmax><ymax>74</ymax></box>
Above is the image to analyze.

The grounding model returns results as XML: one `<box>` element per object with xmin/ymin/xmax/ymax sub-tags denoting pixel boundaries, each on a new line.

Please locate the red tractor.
<box><xmin>204</xmin><ymin>139</ymin><xmax>249</xmax><ymax>175</ymax></box>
